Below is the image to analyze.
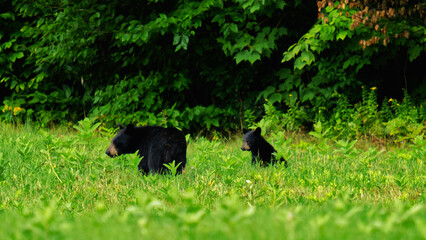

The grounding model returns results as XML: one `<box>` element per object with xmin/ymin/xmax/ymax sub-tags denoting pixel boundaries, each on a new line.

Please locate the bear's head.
<box><xmin>241</xmin><ymin>127</ymin><xmax>261</xmax><ymax>151</ymax></box>
<box><xmin>105</xmin><ymin>124</ymin><xmax>136</xmax><ymax>157</ymax></box>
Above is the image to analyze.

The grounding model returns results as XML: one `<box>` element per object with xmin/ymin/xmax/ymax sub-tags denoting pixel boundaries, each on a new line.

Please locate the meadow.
<box><xmin>0</xmin><ymin>120</ymin><xmax>424</xmax><ymax>239</ymax></box>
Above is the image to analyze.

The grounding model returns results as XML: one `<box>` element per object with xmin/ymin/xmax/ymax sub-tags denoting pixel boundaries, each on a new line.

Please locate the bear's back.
<box><xmin>135</xmin><ymin>126</ymin><xmax>186</xmax><ymax>146</ymax></box>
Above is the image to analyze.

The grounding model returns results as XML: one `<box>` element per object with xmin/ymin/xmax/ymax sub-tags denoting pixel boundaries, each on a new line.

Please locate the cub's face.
<box><xmin>105</xmin><ymin>124</ymin><xmax>134</xmax><ymax>157</ymax></box>
<box><xmin>241</xmin><ymin>127</ymin><xmax>261</xmax><ymax>151</ymax></box>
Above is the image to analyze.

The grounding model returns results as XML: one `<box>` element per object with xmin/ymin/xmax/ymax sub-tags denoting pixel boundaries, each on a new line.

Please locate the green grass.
<box><xmin>0</xmin><ymin>122</ymin><xmax>425</xmax><ymax>239</ymax></box>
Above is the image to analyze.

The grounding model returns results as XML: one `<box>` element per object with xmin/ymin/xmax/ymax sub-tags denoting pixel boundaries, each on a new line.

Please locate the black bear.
<box><xmin>241</xmin><ymin>127</ymin><xmax>288</xmax><ymax>167</ymax></box>
<box><xmin>106</xmin><ymin>124</ymin><xmax>187</xmax><ymax>174</ymax></box>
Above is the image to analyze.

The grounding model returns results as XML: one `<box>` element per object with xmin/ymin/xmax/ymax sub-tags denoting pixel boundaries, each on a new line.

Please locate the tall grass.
<box><xmin>0</xmin><ymin>122</ymin><xmax>424</xmax><ymax>239</ymax></box>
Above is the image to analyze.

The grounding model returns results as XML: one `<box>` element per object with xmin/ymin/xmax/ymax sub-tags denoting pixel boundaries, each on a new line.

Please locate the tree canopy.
<box><xmin>1</xmin><ymin>0</ymin><xmax>425</xmax><ymax>133</ymax></box>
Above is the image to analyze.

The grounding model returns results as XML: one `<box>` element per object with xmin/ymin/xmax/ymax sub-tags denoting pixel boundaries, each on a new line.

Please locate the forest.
<box><xmin>1</xmin><ymin>0</ymin><xmax>424</xmax><ymax>138</ymax></box>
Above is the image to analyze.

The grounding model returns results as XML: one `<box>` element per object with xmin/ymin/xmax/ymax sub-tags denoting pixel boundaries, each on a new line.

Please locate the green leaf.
<box><xmin>9</xmin><ymin>52</ymin><xmax>24</xmax><ymax>63</ymax></box>
<box><xmin>89</xmin><ymin>12</ymin><xmax>101</xmax><ymax>22</ymax></box>
<box><xmin>121</xmin><ymin>33</ymin><xmax>131</xmax><ymax>42</ymax></box>
<box><xmin>234</xmin><ymin>50</ymin><xmax>250</xmax><ymax>64</ymax></box>
<box><xmin>257</xmin><ymin>86</ymin><xmax>276</xmax><ymax>102</ymax></box>
<box><xmin>343</xmin><ymin>56</ymin><xmax>360</xmax><ymax>69</ymax></box>
<box><xmin>268</xmin><ymin>93</ymin><xmax>282</xmax><ymax>104</ymax></box>
<box><xmin>294</xmin><ymin>57</ymin><xmax>306</xmax><ymax>70</ymax></box>
<box><xmin>407</xmin><ymin>44</ymin><xmax>422</xmax><ymax>62</ymax></box>
<box><xmin>276</xmin><ymin>68</ymin><xmax>292</xmax><ymax>80</ymax></box>
<box><xmin>336</xmin><ymin>30</ymin><xmax>348</xmax><ymax>41</ymax></box>
<box><xmin>241</xmin><ymin>0</ymin><xmax>255</xmax><ymax>10</ymax></box>
<box><xmin>229</xmin><ymin>23</ymin><xmax>238</xmax><ymax>33</ymax></box>
<box><xmin>276</xmin><ymin>1</ymin><xmax>287</xmax><ymax>9</ymax></box>
<box><xmin>141</xmin><ymin>30</ymin><xmax>149</xmax><ymax>42</ymax></box>
<box><xmin>300</xmin><ymin>88</ymin><xmax>316</xmax><ymax>102</ymax></box>
<box><xmin>11</xmin><ymin>80</ymin><xmax>17</xmax><ymax>89</ymax></box>
<box><xmin>15</xmin><ymin>52</ymin><xmax>24</xmax><ymax>59</ymax></box>
<box><xmin>282</xmin><ymin>44</ymin><xmax>302</xmax><ymax>62</ymax></box>
<box><xmin>234</xmin><ymin>50</ymin><xmax>260</xmax><ymax>64</ymax></box>
<box><xmin>249</xmin><ymin>52</ymin><xmax>261</xmax><ymax>64</ymax></box>
<box><xmin>211</xmin><ymin>14</ymin><xmax>225</xmax><ymax>25</ymax></box>
<box><xmin>320</xmin><ymin>25</ymin><xmax>335</xmax><ymax>41</ymax></box>
<box><xmin>0</xmin><ymin>13</ymin><xmax>15</xmax><ymax>20</ymax></box>
<box><xmin>300</xmin><ymin>51</ymin><xmax>315</xmax><ymax>65</ymax></box>
<box><xmin>2</xmin><ymin>41</ymin><xmax>12</xmax><ymax>49</ymax></box>
<box><xmin>249</xmin><ymin>2</ymin><xmax>261</xmax><ymax>13</ymax></box>
<box><xmin>181</xmin><ymin>35</ymin><xmax>189</xmax><ymax>48</ymax></box>
<box><xmin>211</xmin><ymin>118</ymin><xmax>219</xmax><ymax>127</ymax></box>
<box><xmin>173</xmin><ymin>34</ymin><xmax>181</xmax><ymax>45</ymax></box>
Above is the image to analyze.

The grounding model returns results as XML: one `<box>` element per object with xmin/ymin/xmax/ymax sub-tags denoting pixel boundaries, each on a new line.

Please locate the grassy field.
<box><xmin>0</xmin><ymin>122</ymin><xmax>425</xmax><ymax>239</ymax></box>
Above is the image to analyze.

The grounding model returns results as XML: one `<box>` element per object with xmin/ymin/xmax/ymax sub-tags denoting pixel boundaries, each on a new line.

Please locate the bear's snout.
<box><xmin>106</xmin><ymin>144</ymin><xmax>118</xmax><ymax>157</ymax></box>
<box><xmin>241</xmin><ymin>141</ymin><xmax>250</xmax><ymax>151</ymax></box>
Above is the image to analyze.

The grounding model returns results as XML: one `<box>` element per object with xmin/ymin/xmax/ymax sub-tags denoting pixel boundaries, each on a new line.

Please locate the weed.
<box><xmin>73</xmin><ymin>117</ymin><xmax>102</xmax><ymax>144</ymax></box>
<box><xmin>163</xmin><ymin>160</ymin><xmax>182</xmax><ymax>175</ymax></box>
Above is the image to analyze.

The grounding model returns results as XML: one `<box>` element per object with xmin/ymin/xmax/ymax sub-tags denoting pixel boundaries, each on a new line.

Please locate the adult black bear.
<box><xmin>106</xmin><ymin>124</ymin><xmax>187</xmax><ymax>174</ymax></box>
<box><xmin>241</xmin><ymin>127</ymin><xmax>288</xmax><ymax>167</ymax></box>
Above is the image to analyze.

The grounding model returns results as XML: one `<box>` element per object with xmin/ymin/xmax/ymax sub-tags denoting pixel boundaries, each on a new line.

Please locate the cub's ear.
<box><xmin>118</xmin><ymin>124</ymin><xmax>125</xmax><ymax>129</ymax></box>
<box><xmin>243</xmin><ymin>128</ymin><xmax>250</xmax><ymax>134</ymax></box>
<box><xmin>254</xmin><ymin>127</ymin><xmax>261</xmax><ymax>136</ymax></box>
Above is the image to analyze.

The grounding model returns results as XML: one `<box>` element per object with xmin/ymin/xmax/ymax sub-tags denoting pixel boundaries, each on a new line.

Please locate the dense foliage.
<box><xmin>1</xmin><ymin>0</ymin><xmax>425</xmax><ymax>135</ymax></box>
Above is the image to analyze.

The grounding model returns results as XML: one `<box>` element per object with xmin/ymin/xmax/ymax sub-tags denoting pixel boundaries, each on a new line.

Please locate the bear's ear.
<box><xmin>126</xmin><ymin>124</ymin><xmax>134</xmax><ymax>132</ymax></box>
<box><xmin>254</xmin><ymin>127</ymin><xmax>261</xmax><ymax>136</ymax></box>
<box><xmin>118</xmin><ymin>124</ymin><xmax>125</xmax><ymax>129</ymax></box>
<box><xmin>243</xmin><ymin>128</ymin><xmax>250</xmax><ymax>134</ymax></box>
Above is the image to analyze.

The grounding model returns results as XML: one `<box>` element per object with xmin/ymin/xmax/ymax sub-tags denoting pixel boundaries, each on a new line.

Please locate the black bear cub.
<box><xmin>106</xmin><ymin>124</ymin><xmax>187</xmax><ymax>174</ymax></box>
<box><xmin>241</xmin><ymin>127</ymin><xmax>288</xmax><ymax>167</ymax></box>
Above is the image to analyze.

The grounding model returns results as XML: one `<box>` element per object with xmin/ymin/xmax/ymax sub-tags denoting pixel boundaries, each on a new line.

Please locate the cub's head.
<box><xmin>105</xmin><ymin>124</ymin><xmax>135</xmax><ymax>157</ymax></box>
<box><xmin>241</xmin><ymin>127</ymin><xmax>261</xmax><ymax>151</ymax></box>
